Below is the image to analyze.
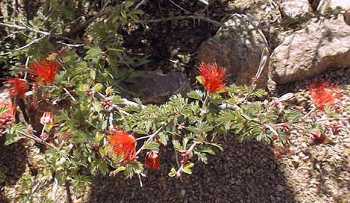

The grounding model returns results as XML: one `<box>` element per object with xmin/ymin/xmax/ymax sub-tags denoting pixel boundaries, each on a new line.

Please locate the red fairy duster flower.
<box><xmin>40</xmin><ymin>112</ymin><xmax>54</xmax><ymax>125</ymax></box>
<box><xmin>145</xmin><ymin>151</ymin><xmax>160</xmax><ymax>170</ymax></box>
<box><xmin>108</xmin><ymin>130</ymin><xmax>136</xmax><ymax>162</ymax></box>
<box><xmin>309</xmin><ymin>81</ymin><xmax>341</xmax><ymax>110</ymax></box>
<box><xmin>6</xmin><ymin>78</ymin><xmax>29</xmax><ymax>98</ymax></box>
<box><xmin>199</xmin><ymin>63</ymin><xmax>226</xmax><ymax>93</ymax></box>
<box><xmin>30</xmin><ymin>59</ymin><xmax>60</xmax><ymax>85</ymax></box>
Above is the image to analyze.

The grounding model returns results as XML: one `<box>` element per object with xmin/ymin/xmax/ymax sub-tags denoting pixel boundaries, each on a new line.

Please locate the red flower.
<box><xmin>30</xmin><ymin>59</ymin><xmax>60</xmax><ymax>85</ymax></box>
<box><xmin>145</xmin><ymin>151</ymin><xmax>160</xmax><ymax>170</ymax></box>
<box><xmin>199</xmin><ymin>63</ymin><xmax>226</xmax><ymax>93</ymax></box>
<box><xmin>108</xmin><ymin>130</ymin><xmax>136</xmax><ymax>162</ymax></box>
<box><xmin>40</xmin><ymin>112</ymin><xmax>54</xmax><ymax>125</ymax></box>
<box><xmin>309</xmin><ymin>81</ymin><xmax>341</xmax><ymax>110</ymax></box>
<box><xmin>6</xmin><ymin>78</ymin><xmax>29</xmax><ymax>98</ymax></box>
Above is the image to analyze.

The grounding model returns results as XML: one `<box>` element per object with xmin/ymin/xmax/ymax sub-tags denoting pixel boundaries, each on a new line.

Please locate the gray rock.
<box><xmin>317</xmin><ymin>0</ymin><xmax>350</xmax><ymax>14</ymax></box>
<box><xmin>269</xmin><ymin>17</ymin><xmax>350</xmax><ymax>85</ymax></box>
<box><xmin>119</xmin><ymin>71</ymin><xmax>190</xmax><ymax>104</ymax></box>
<box><xmin>280</xmin><ymin>0</ymin><xmax>312</xmax><ymax>19</ymax></box>
<box><xmin>197</xmin><ymin>14</ymin><xmax>270</xmax><ymax>88</ymax></box>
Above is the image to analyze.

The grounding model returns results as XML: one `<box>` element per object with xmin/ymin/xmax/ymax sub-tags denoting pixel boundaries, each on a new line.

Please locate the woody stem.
<box><xmin>40</xmin><ymin>123</ymin><xmax>46</xmax><ymax>136</ymax></box>
<box><xmin>136</xmin><ymin>126</ymin><xmax>163</xmax><ymax>155</ymax></box>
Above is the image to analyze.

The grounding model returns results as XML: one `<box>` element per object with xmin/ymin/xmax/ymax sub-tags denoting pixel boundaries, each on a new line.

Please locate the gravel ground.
<box><xmin>88</xmin><ymin>139</ymin><xmax>295</xmax><ymax>203</ymax></box>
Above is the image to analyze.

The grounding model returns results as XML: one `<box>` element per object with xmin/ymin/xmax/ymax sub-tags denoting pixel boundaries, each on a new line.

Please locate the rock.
<box><xmin>269</xmin><ymin>17</ymin><xmax>350</xmax><ymax>85</ymax></box>
<box><xmin>317</xmin><ymin>0</ymin><xmax>350</xmax><ymax>14</ymax></box>
<box><xmin>344</xmin><ymin>9</ymin><xmax>350</xmax><ymax>25</ymax></box>
<box><xmin>280</xmin><ymin>0</ymin><xmax>312</xmax><ymax>19</ymax></box>
<box><xmin>119</xmin><ymin>71</ymin><xmax>190</xmax><ymax>104</ymax></box>
<box><xmin>197</xmin><ymin>14</ymin><xmax>270</xmax><ymax>88</ymax></box>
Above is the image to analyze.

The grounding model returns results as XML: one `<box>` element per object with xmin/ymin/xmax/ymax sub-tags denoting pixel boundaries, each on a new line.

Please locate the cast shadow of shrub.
<box><xmin>88</xmin><ymin>136</ymin><xmax>296</xmax><ymax>203</ymax></box>
<box><xmin>0</xmin><ymin>137</ymin><xmax>28</xmax><ymax>202</ymax></box>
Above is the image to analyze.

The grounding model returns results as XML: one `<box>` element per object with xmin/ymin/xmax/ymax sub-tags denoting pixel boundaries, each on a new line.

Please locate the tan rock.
<box><xmin>269</xmin><ymin>17</ymin><xmax>350</xmax><ymax>84</ymax></box>
<box><xmin>317</xmin><ymin>0</ymin><xmax>350</xmax><ymax>14</ymax></box>
<box><xmin>198</xmin><ymin>14</ymin><xmax>270</xmax><ymax>88</ymax></box>
<box><xmin>280</xmin><ymin>0</ymin><xmax>312</xmax><ymax>19</ymax></box>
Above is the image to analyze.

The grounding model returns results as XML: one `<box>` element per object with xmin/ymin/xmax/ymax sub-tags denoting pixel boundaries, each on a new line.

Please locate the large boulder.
<box><xmin>269</xmin><ymin>17</ymin><xmax>350</xmax><ymax>85</ymax></box>
<box><xmin>317</xmin><ymin>0</ymin><xmax>350</xmax><ymax>14</ymax></box>
<box><xmin>280</xmin><ymin>0</ymin><xmax>312</xmax><ymax>19</ymax></box>
<box><xmin>197</xmin><ymin>14</ymin><xmax>270</xmax><ymax>88</ymax></box>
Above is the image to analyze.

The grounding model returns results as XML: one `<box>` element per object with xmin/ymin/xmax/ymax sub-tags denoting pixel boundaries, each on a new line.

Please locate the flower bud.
<box><xmin>40</xmin><ymin>112</ymin><xmax>54</xmax><ymax>125</ymax></box>
<box><xmin>145</xmin><ymin>151</ymin><xmax>160</xmax><ymax>170</ymax></box>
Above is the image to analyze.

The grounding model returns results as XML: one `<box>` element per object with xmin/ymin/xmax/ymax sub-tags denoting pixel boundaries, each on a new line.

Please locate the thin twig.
<box><xmin>137</xmin><ymin>15</ymin><xmax>222</xmax><ymax>26</ymax></box>
<box><xmin>135</xmin><ymin>0</ymin><xmax>148</xmax><ymax>9</ymax></box>
<box><xmin>264</xmin><ymin>124</ymin><xmax>279</xmax><ymax>137</ymax></box>
<box><xmin>19</xmin><ymin>131</ymin><xmax>58</xmax><ymax>149</ymax></box>
<box><xmin>63</xmin><ymin>88</ymin><xmax>77</xmax><ymax>102</ymax></box>
<box><xmin>137</xmin><ymin>173</ymin><xmax>143</xmax><ymax>187</ymax></box>
<box><xmin>136</xmin><ymin>126</ymin><xmax>164</xmax><ymax>155</ymax></box>
<box><xmin>169</xmin><ymin>0</ymin><xmax>191</xmax><ymax>13</ymax></box>
<box><xmin>0</xmin><ymin>35</ymin><xmax>47</xmax><ymax>55</ymax></box>
<box><xmin>24</xmin><ymin>56</ymin><xmax>30</xmax><ymax>80</ymax></box>
<box><xmin>176</xmin><ymin>141</ymin><xmax>198</xmax><ymax>177</ymax></box>
<box><xmin>0</xmin><ymin>22</ymin><xmax>50</xmax><ymax>35</ymax></box>
<box><xmin>57</xmin><ymin>41</ymin><xmax>84</xmax><ymax>47</ymax></box>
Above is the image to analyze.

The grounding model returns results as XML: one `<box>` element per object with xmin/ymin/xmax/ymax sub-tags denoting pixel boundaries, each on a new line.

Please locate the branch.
<box><xmin>0</xmin><ymin>22</ymin><xmax>50</xmax><ymax>35</ymax></box>
<box><xmin>19</xmin><ymin>131</ymin><xmax>58</xmax><ymax>149</ymax></box>
<box><xmin>0</xmin><ymin>35</ymin><xmax>47</xmax><ymax>55</ymax></box>
<box><xmin>136</xmin><ymin>126</ymin><xmax>164</xmax><ymax>155</ymax></box>
<box><xmin>135</xmin><ymin>0</ymin><xmax>148</xmax><ymax>9</ymax></box>
<box><xmin>137</xmin><ymin>15</ymin><xmax>223</xmax><ymax>26</ymax></box>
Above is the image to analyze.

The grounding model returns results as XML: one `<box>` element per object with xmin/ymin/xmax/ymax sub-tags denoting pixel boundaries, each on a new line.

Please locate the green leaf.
<box><xmin>199</xmin><ymin>147</ymin><xmax>216</xmax><ymax>155</ymax></box>
<box><xmin>93</xmin><ymin>83</ymin><xmax>104</xmax><ymax>92</ymax></box>
<box><xmin>283</xmin><ymin>109</ymin><xmax>302</xmax><ymax>123</ymax></box>
<box><xmin>143</xmin><ymin>141</ymin><xmax>160</xmax><ymax>151</ymax></box>
<box><xmin>112</xmin><ymin>95</ymin><xmax>124</xmax><ymax>105</ymax></box>
<box><xmin>124</xmin><ymin>161</ymin><xmax>143</xmax><ymax>178</ymax></box>
<box><xmin>0</xmin><ymin>107</ymin><xmax>8</xmax><ymax>117</ymax></box>
<box><xmin>5</xmin><ymin>133</ymin><xmax>23</xmax><ymax>145</ymax></box>
<box><xmin>172</xmin><ymin>140</ymin><xmax>182</xmax><ymax>151</ymax></box>
<box><xmin>187</xmin><ymin>90</ymin><xmax>203</xmax><ymax>100</ymax></box>
<box><xmin>182</xmin><ymin>162</ymin><xmax>194</xmax><ymax>175</ymax></box>
<box><xmin>158</xmin><ymin>132</ymin><xmax>168</xmax><ymax>146</ymax></box>
<box><xmin>85</xmin><ymin>47</ymin><xmax>103</xmax><ymax>64</ymax></box>
<box><xmin>196</xmin><ymin>76</ymin><xmax>204</xmax><ymax>85</ymax></box>
<box><xmin>168</xmin><ymin>167</ymin><xmax>177</xmax><ymax>177</ymax></box>
<box><xmin>5</xmin><ymin>124</ymin><xmax>26</xmax><ymax>145</ymax></box>
<box><xmin>110</xmin><ymin>166</ymin><xmax>126</xmax><ymax>176</ymax></box>
<box><xmin>207</xmin><ymin>143</ymin><xmax>223</xmax><ymax>151</ymax></box>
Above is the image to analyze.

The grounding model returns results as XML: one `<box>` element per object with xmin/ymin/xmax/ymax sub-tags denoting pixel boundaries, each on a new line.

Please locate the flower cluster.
<box><xmin>199</xmin><ymin>63</ymin><xmax>226</xmax><ymax>93</ymax></box>
<box><xmin>40</xmin><ymin>112</ymin><xmax>54</xmax><ymax>125</ymax></box>
<box><xmin>145</xmin><ymin>151</ymin><xmax>160</xmax><ymax>170</ymax></box>
<box><xmin>6</xmin><ymin>78</ymin><xmax>29</xmax><ymax>98</ymax></box>
<box><xmin>108</xmin><ymin>130</ymin><xmax>137</xmax><ymax>162</ymax></box>
<box><xmin>30</xmin><ymin>59</ymin><xmax>61</xmax><ymax>85</ymax></box>
<box><xmin>309</xmin><ymin>81</ymin><xmax>341</xmax><ymax>110</ymax></box>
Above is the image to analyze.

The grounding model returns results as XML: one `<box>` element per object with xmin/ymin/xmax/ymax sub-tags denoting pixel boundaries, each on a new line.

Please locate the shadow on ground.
<box><xmin>0</xmin><ymin>137</ymin><xmax>28</xmax><ymax>203</ymax></box>
<box><xmin>88</xmin><ymin>136</ymin><xmax>296</xmax><ymax>203</ymax></box>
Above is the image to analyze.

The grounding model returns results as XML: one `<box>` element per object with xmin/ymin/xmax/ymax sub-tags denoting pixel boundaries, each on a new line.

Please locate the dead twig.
<box><xmin>137</xmin><ymin>15</ymin><xmax>222</xmax><ymax>26</ymax></box>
